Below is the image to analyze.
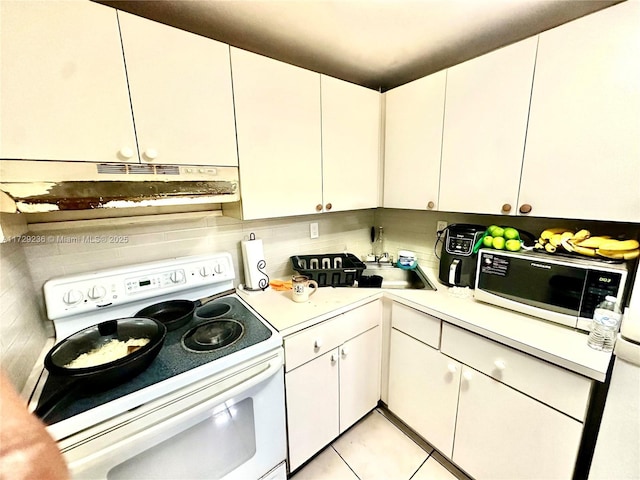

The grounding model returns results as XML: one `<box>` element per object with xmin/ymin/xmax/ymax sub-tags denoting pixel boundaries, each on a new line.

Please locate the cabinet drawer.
<box><xmin>391</xmin><ymin>302</ymin><xmax>441</xmax><ymax>349</ymax></box>
<box><xmin>441</xmin><ymin>324</ymin><xmax>592</xmax><ymax>420</ymax></box>
<box><xmin>285</xmin><ymin>300</ymin><xmax>381</xmax><ymax>372</ymax></box>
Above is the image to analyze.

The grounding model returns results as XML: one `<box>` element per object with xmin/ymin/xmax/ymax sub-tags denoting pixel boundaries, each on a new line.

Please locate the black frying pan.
<box><xmin>134</xmin><ymin>293</ymin><xmax>222</xmax><ymax>331</ymax></box>
<box><xmin>35</xmin><ymin>317</ymin><xmax>166</xmax><ymax>421</ymax></box>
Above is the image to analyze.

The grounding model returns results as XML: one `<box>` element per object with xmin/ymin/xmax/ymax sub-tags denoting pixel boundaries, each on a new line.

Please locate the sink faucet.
<box><xmin>377</xmin><ymin>252</ymin><xmax>393</xmax><ymax>264</ymax></box>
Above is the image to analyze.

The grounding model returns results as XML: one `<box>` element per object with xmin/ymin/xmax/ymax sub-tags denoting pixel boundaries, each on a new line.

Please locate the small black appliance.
<box><xmin>438</xmin><ymin>223</ymin><xmax>486</xmax><ymax>288</ymax></box>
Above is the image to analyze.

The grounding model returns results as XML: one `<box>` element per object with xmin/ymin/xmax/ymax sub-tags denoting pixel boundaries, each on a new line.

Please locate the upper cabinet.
<box><xmin>0</xmin><ymin>1</ymin><xmax>136</xmax><ymax>162</ymax></box>
<box><xmin>230</xmin><ymin>48</ymin><xmax>322</xmax><ymax>220</ymax></box>
<box><xmin>321</xmin><ymin>75</ymin><xmax>381</xmax><ymax>213</ymax></box>
<box><xmin>383</xmin><ymin>71</ymin><xmax>446</xmax><ymax>210</ymax></box>
<box><xmin>438</xmin><ymin>37</ymin><xmax>538</xmax><ymax>215</ymax></box>
<box><xmin>118</xmin><ymin>12</ymin><xmax>237</xmax><ymax>166</ymax></box>
<box><xmin>230</xmin><ymin>50</ymin><xmax>381</xmax><ymax>220</ymax></box>
<box><xmin>518</xmin><ymin>1</ymin><xmax>640</xmax><ymax>222</ymax></box>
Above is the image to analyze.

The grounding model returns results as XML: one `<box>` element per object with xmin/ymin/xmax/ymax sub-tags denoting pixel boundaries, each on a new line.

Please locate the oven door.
<box><xmin>61</xmin><ymin>349</ymin><xmax>286</xmax><ymax>480</ymax></box>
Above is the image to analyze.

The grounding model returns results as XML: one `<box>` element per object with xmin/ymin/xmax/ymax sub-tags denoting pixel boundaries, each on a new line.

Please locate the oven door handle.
<box><xmin>67</xmin><ymin>356</ymin><xmax>283</xmax><ymax>478</ymax></box>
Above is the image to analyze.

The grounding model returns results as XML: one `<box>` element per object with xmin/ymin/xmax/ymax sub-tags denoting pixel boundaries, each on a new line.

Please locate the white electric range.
<box><xmin>29</xmin><ymin>253</ymin><xmax>287</xmax><ymax>480</ymax></box>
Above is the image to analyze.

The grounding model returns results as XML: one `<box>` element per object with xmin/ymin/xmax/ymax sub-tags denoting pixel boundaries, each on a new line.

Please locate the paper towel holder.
<box><xmin>242</xmin><ymin>232</ymin><xmax>269</xmax><ymax>292</ymax></box>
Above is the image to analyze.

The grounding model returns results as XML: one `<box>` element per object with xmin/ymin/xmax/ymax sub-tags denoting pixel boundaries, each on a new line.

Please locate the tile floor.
<box><xmin>291</xmin><ymin>409</ymin><xmax>471</xmax><ymax>480</ymax></box>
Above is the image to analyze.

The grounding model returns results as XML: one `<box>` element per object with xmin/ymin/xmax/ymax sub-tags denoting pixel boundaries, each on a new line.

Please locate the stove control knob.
<box><xmin>87</xmin><ymin>285</ymin><xmax>107</xmax><ymax>300</ymax></box>
<box><xmin>214</xmin><ymin>263</ymin><xmax>225</xmax><ymax>275</ymax></box>
<box><xmin>169</xmin><ymin>270</ymin><xmax>185</xmax><ymax>284</ymax></box>
<box><xmin>199</xmin><ymin>266</ymin><xmax>212</xmax><ymax>277</ymax></box>
<box><xmin>63</xmin><ymin>289</ymin><xmax>84</xmax><ymax>305</ymax></box>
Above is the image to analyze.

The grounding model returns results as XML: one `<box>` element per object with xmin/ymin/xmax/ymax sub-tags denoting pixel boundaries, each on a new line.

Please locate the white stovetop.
<box><xmin>238</xmin><ymin>269</ymin><xmax>612</xmax><ymax>382</ymax></box>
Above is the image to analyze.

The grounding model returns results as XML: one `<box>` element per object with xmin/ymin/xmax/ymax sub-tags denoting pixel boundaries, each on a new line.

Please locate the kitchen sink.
<box><xmin>357</xmin><ymin>263</ymin><xmax>436</xmax><ymax>290</ymax></box>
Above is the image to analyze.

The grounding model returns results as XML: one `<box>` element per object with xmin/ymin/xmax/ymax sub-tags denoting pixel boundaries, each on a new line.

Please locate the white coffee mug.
<box><xmin>291</xmin><ymin>275</ymin><xmax>319</xmax><ymax>303</ymax></box>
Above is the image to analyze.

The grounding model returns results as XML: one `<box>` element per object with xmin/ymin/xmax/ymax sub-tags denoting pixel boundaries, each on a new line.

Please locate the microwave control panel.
<box><xmin>579</xmin><ymin>270</ymin><xmax>624</xmax><ymax>318</ymax></box>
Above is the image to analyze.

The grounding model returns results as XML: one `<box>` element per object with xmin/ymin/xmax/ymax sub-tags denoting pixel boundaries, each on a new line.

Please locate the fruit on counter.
<box><xmin>489</xmin><ymin>225</ymin><xmax>505</xmax><ymax>238</ymax></box>
<box><xmin>540</xmin><ymin>227</ymin><xmax>570</xmax><ymax>240</ymax></box>
<box><xmin>536</xmin><ymin>227</ymin><xmax>640</xmax><ymax>260</ymax></box>
<box><xmin>573</xmin><ymin>229</ymin><xmax>591</xmax><ymax>242</ymax></box>
<box><xmin>596</xmin><ymin>249</ymin><xmax>640</xmax><ymax>260</ymax></box>
<box><xmin>505</xmin><ymin>239</ymin><xmax>521</xmax><ymax>251</ymax></box>
<box><xmin>598</xmin><ymin>239</ymin><xmax>639</xmax><ymax>251</ymax></box>
<box><xmin>571</xmin><ymin>243</ymin><xmax>597</xmax><ymax>257</ymax></box>
<box><xmin>492</xmin><ymin>236</ymin><xmax>506</xmax><ymax>250</ymax></box>
<box><xmin>482</xmin><ymin>225</ymin><xmax>521</xmax><ymax>251</ymax></box>
<box><xmin>503</xmin><ymin>227</ymin><xmax>519</xmax><ymax>240</ymax></box>
<box><xmin>573</xmin><ymin>236</ymin><xmax>612</xmax><ymax>249</ymax></box>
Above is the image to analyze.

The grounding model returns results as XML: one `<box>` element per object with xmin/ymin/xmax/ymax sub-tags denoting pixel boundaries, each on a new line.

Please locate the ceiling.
<box><xmin>97</xmin><ymin>0</ymin><xmax>622</xmax><ymax>91</ymax></box>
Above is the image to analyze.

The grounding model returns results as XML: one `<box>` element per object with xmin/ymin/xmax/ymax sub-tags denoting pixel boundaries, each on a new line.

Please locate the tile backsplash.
<box><xmin>0</xmin><ymin>242</ymin><xmax>49</xmax><ymax>391</ymax></box>
<box><xmin>1</xmin><ymin>206</ymin><xmax>638</xmax><ymax>392</ymax></box>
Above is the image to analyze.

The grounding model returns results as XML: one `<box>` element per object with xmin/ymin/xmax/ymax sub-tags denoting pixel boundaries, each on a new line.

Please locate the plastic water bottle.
<box><xmin>587</xmin><ymin>296</ymin><xmax>622</xmax><ymax>352</ymax></box>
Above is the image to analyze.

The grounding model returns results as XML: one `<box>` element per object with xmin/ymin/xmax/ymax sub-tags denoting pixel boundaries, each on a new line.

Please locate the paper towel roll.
<box><xmin>241</xmin><ymin>234</ymin><xmax>269</xmax><ymax>290</ymax></box>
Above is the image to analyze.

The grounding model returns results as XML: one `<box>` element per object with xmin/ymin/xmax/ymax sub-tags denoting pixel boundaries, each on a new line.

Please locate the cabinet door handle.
<box><xmin>119</xmin><ymin>147</ymin><xmax>134</xmax><ymax>159</ymax></box>
<box><xmin>143</xmin><ymin>148</ymin><xmax>158</xmax><ymax>161</ymax></box>
<box><xmin>502</xmin><ymin>203</ymin><xmax>512</xmax><ymax>213</ymax></box>
<box><xmin>427</xmin><ymin>201</ymin><xmax>435</xmax><ymax>209</ymax></box>
<box><xmin>463</xmin><ymin>371</ymin><xmax>473</xmax><ymax>381</ymax></box>
<box><xmin>330</xmin><ymin>353</ymin><xmax>337</xmax><ymax>363</ymax></box>
<box><xmin>325</xmin><ymin>203</ymin><xmax>332</xmax><ymax>211</ymax></box>
<box><xmin>341</xmin><ymin>347</ymin><xmax>348</xmax><ymax>357</ymax></box>
<box><xmin>314</xmin><ymin>339</ymin><xmax>322</xmax><ymax>349</ymax></box>
<box><xmin>315</xmin><ymin>204</ymin><xmax>323</xmax><ymax>212</ymax></box>
<box><xmin>447</xmin><ymin>363</ymin><xmax>457</xmax><ymax>373</ymax></box>
<box><xmin>494</xmin><ymin>359</ymin><xmax>507</xmax><ymax>370</ymax></box>
<box><xmin>519</xmin><ymin>204</ymin><xmax>532</xmax><ymax>214</ymax></box>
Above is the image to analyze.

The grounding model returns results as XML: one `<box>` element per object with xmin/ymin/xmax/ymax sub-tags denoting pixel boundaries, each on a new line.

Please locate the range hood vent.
<box><xmin>0</xmin><ymin>160</ymin><xmax>240</xmax><ymax>213</ymax></box>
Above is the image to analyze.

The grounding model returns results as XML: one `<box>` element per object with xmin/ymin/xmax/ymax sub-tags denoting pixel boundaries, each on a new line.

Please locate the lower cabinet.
<box><xmin>454</xmin><ymin>365</ymin><xmax>583</xmax><ymax>480</ymax></box>
<box><xmin>388</xmin><ymin>329</ymin><xmax>460</xmax><ymax>457</ymax></box>
<box><xmin>387</xmin><ymin>301</ymin><xmax>591</xmax><ymax>479</ymax></box>
<box><xmin>284</xmin><ymin>301</ymin><xmax>382</xmax><ymax>471</ymax></box>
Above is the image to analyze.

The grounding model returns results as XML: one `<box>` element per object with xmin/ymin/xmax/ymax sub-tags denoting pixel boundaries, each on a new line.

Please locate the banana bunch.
<box><xmin>535</xmin><ymin>228</ymin><xmax>639</xmax><ymax>260</ymax></box>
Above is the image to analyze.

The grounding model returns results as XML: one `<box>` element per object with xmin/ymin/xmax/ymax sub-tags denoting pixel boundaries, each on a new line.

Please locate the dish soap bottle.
<box><xmin>587</xmin><ymin>296</ymin><xmax>622</xmax><ymax>352</ymax></box>
<box><xmin>373</xmin><ymin>227</ymin><xmax>384</xmax><ymax>261</ymax></box>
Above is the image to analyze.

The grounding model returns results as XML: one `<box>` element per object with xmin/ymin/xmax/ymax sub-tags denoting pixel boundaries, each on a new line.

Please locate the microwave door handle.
<box><xmin>449</xmin><ymin>259</ymin><xmax>460</xmax><ymax>285</ymax></box>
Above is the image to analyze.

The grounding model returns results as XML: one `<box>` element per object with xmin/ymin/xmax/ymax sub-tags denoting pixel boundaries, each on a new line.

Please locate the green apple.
<box><xmin>487</xmin><ymin>225</ymin><xmax>500</xmax><ymax>236</ymax></box>
<box><xmin>491</xmin><ymin>226</ymin><xmax>505</xmax><ymax>238</ymax></box>
<box><xmin>492</xmin><ymin>236</ymin><xmax>506</xmax><ymax>250</ymax></box>
<box><xmin>482</xmin><ymin>235</ymin><xmax>494</xmax><ymax>248</ymax></box>
<box><xmin>505</xmin><ymin>239</ymin><xmax>521</xmax><ymax>251</ymax></box>
<box><xmin>504</xmin><ymin>227</ymin><xmax>519</xmax><ymax>240</ymax></box>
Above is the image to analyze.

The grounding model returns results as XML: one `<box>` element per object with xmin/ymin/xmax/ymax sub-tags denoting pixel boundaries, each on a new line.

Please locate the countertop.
<box><xmin>238</xmin><ymin>270</ymin><xmax>613</xmax><ymax>382</ymax></box>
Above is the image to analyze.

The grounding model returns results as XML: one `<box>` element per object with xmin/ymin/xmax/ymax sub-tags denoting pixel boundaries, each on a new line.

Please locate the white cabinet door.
<box><xmin>339</xmin><ymin>326</ymin><xmax>381</xmax><ymax>433</ymax></box>
<box><xmin>285</xmin><ymin>348</ymin><xmax>339</xmax><ymax>471</ymax></box>
<box><xmin>387</xmin><ymin>329</ymin><xmax>460</xmax><ymax>457</ymax></box>
<box><xmin>439</xmin><ymin>37</ymin><xmax>537</xmax><ymax>215</ymax></box>
<box><xmin>0</xmin><ymin>1</ymin><xmax>136</xmax><ymax>162</ymax></box>
<box><xmin>321</xmin><ymin>76</ymin><xmax>381</xmax><ymax>212</ymax></box>
<box><xmin>231</xmin><ymin>48</ymin><xmax>322</xmax><ymax>220</ymax></box>
<box><xmin>519</xmin><ymin>1</ymin><xmax>640</xmax><ymax>222</ymax></box>
<box><xmin>383</xmin><ymin>72</ymin><xmax>446</xmax><ymax>210</ymax></box>
<box><xmin>453</xmin><ymin>366</ymin><xmax>583</xmax><ymax>480</ymax></box>
<box><xmin>118</xmin><ymin>12</ymin><xmax>237</xmax><ymax>167</ymax></box>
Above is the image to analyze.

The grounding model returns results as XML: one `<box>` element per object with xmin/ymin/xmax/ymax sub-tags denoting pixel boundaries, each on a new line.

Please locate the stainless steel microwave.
<box><xmin>474</xmin><ymin>249</ymin><xmax>630</xmax><ymax>331</ymax></box>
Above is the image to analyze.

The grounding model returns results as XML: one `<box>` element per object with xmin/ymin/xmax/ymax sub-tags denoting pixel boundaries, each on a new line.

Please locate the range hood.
<box><xmin>0</xmin><ymin>160</ymin><xmax>240</xmax><ymax>213</ymax></box>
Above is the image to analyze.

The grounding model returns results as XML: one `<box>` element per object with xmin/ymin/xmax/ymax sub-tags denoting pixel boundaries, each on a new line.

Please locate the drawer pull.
<box><xmin>314</xmin><ymin>339</ymin><xmax>322</xmax><ymax>350</ymax></box>
<box><xmin>447</xmin><ymin>363</ymin><xmax>457</xmax><ymax>373</ymax></box>
<box><xmin>494</xmin><ymin>359</ymin><xmax>507</xmax><ymax>370</ymax></box>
